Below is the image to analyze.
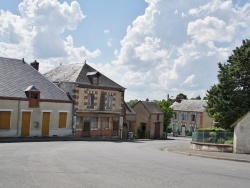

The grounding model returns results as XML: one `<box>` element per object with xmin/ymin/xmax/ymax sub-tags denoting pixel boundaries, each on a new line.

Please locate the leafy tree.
<box><xmin>205</xmin><ymin>39</ymin><xmax>250</xmax><ymax>129</ymax></box>
<box><xmin>191</xmin><ymin>95</ymin><xmax>201</xmax><ymax>100</ymax></box>
<box><xmin>156</xmin><ymin>99</ymin><xmax>174</xmax><ymax>132</ymax></box>
<box><xmin>175</xmin><ymin>93</ymin><xmax>187</xmax><ymax>102</ymax></box>
<box><xmin>127</xmin><ymin>99</ymin><xmax>139</xmax><ymax>107</ymax></box>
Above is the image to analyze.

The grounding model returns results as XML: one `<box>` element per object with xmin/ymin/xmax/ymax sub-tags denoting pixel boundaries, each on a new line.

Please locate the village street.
<box><xmin>0</xmin><ymin>139</ymin><xmax>250</xmax><ymax>188</ymax></box>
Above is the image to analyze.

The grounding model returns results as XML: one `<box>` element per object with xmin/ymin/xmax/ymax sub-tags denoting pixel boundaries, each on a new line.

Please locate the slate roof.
<box><xmin>171</xmin><ymin>100</ymin><xmax>207</xmax><ymax>112</ymax></box>
<box><xmin>135</xmin><ymin>101</ymin><xmax>163</xmax><ymax>114</ymax></box>
<box><xmin>124</xmin><ymin>102</ymin><xmax>136</xmax><ymax>115</ymax></box>
<box><xmin>44</xmin><ymin>63</ymin><xmax>125</xmax><ymax>90</ymax></box>
<box><xmin>0</xmin><ymin>57</ymin><xmax>71</xmax><ymax>101</ymax></box>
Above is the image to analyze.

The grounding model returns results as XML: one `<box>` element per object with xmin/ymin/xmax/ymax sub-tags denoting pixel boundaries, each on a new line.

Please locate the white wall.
<box><xmin>234</xmin><ymin>112</ymin><xmax>250</xmax><ymax>154</ymax></box>
<box><xmin>0</xmin><ymin>99</ymin><xmax>73</xmax><ymax>137</ymax></box>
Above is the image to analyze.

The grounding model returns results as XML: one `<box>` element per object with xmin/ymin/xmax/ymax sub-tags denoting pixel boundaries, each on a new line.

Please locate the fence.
<box><xmin>192</xmin><ymin>132</ymin><xmax>233</xmax><ymax>144</ymax></box>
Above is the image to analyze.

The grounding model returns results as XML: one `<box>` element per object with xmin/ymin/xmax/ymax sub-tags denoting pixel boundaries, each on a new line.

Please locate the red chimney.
<box><xmin>30</xmin><ymin>60</ymin><xmax>39</xmax><ymax>71</ymax></box>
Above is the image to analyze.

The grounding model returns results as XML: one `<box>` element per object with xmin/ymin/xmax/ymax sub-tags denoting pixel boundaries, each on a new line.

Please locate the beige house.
<box><xmin>171</xmin><ymin>100</ymin><xmax>213</xmax><ymax>136</ymax></box>
<box><xmin>44</xmin><ymin>62</ymin><xmax>126</xmax><ymax>138</ymax></box>
<box><xmin>231</xmin><ymin>111</ymin><xmax>250</xmax><ymax>154</ymax></box>
<box><xmin>0</xmin><ymin>57</ymin><xmax>73</xmax><ymax>137</ymax></box>
<box><xmin>132</xmin><ymin>101</ymin><xmax>164</xmax><ymax>139</ymax></box>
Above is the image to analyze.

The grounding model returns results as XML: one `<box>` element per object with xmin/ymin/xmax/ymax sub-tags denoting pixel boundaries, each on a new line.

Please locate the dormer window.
<box><xmin>87</xmin><ymin>71</ymin><xmax>100</xmax><ymax>85</ymax></box>
<box><xmin>25</xmin><ymin>85</ymin><xmax>40</xmax><ymax>108</ymax></box>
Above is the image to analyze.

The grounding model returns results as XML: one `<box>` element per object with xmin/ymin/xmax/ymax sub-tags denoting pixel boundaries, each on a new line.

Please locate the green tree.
<box><xmin>175</xmin><ymin>93</ymin><xmax>187</xmax><ymax>102</ymax></box>
<box><xmin>127</xmin><ymin>99</ymin><xmax>138</xmax><ymax>107</ymax></box>
<box><xmin>156</xmin><ymin>99</ymin><xmax>174</xmax><ymax>132</ymax></box>
<box><xmin>191</xmin><ymin>95</ymin><xmax>201</xmax><ymax>100</ymax></box>
<box><xmin>205</xmin><ymin>39</ymin><xmax>250</xmax><ymax>129</ymax></box>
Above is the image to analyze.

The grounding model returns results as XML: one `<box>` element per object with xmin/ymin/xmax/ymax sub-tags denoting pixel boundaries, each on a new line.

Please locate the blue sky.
<box><xmin>0</xmin><ymin>0</ymin><xmax>250</xmax><ymax>101</ymax></box>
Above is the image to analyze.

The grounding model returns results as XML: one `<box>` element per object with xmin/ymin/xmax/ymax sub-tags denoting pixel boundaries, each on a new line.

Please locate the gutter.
<box><xmin>16</xmin><ymin>100</ymin><xmax>20</xmax><ymax>137</ymax></box>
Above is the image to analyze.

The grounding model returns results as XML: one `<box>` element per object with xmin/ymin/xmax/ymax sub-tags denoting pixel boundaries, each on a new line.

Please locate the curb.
<box><xmin>166</xmin><ymin>149</ymin><xmax>250</xmax><ymax>163</ymax></box>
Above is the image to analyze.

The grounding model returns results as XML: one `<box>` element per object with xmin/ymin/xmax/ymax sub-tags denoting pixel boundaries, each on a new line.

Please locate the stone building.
<box><xmin>170</xmin><ymin>100</ymin><xmax>213</xmax><ymax>136</ymax></box>
<box><xmin>132</xmin><ymin>101</ymin><xmax>164</xmax><ymax>139</ymax></box>
<box><xmin>0</xmin><ymin>57</ymin><xmax>73</xmax><ymax>137</ymax></box>
<box><xmin>44</xmin><ymin>62</ymin><xmax>126</xmax><ymax>138</ymax></box>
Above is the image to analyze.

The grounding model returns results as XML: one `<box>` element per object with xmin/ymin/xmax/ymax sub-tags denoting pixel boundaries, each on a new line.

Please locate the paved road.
<box><xmin>0</xmin><ymin>139</ymin><xmax>250</xmax><ymax>188</ymax></box>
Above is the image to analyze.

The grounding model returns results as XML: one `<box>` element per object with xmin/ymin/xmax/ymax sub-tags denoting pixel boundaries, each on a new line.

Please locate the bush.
<box><xmin>197</xmin><ymin>127</ymin><xmax>227</xmax><ymax>132</ymax></box>
<box><xmin>224</xmin><ymin>139</ymin><xmax>233</xmax><ymax>145</ymax></box>
<box><xmin>167</xmin><ymin>126</ymin><xmax>172</xmax><ymax>133</ymax></box>
<box><xmin>217</xmin><ymin>138</ymin><xmax>225</xmax><ymax>144</ymax></box>
<box><xmin>187</xmin><ymin>131</ymin><xmax>192</xmax><ymax>136</ymax></box>
<box><xmin>209</xmin><ymin>131</ymin><xmax>216</xmax><ymax>137</ymax></box>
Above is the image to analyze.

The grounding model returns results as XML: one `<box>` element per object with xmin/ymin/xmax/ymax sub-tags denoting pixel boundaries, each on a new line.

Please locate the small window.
<box><xmin>87</xmin><ymin>94</ymin><xmax>94</xmax><ymax>108</ymax></box>
<box><xmin>102</xmin><ymin>117</ymin><xmax>109</xmax><ymax>129</ymax></box>
<box><xmin>107</xmin><ymin>95</ymin><xmax>113</xmax><ymax>109</ymax></box>
<box><xmin>0</xmin><ymin>111</ymin><xmax>11</xmax><ymax>129</ymax></box>
<box><xmin>173</xmin><ymin>112</ymin><xmax>178</xmax><ymax>119</ymax></box>
<box><xmin>59</xmin><ymin>112</ymin><xmax>67</xmax><ymax>128</ymax></box>
<box><xmin>91</xmin><ymin>117</ymin><xmax>98</xmax><ymax>130</ymax></box>
<box><xmin>29</xmin><ymin>91</ymin><xmax>40</xmax><ymax>108</ymax></box>
<box><xmin>182</xmin><ymin>113</ymin><xmax>187</xmax><ymax>121</ymax></box>
<box><xmin>191</xmin><ymin>114</ymin><xmax>196</xmax><ymax>121</ymax></box>
<box><xmin>93</xmin><ymin>76</ymin><xmax>99</xmax><ymax>85</ymax></box>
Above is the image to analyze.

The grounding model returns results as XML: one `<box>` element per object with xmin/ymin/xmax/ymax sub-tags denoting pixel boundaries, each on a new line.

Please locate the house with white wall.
<box><xmin>0</xmin><ymin>57</ymin><xmax>73</xmax><ymax>137</ymax></box>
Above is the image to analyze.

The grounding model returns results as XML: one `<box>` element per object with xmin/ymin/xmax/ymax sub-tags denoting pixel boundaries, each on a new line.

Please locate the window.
<box><xmin>173</xmin><ymin>112</ymin><xmax>178</xmax><ymax>119</ymax></box>
<box><xmin>182</xmin><ymin>113</ymin><xmax>187</xmax><ymax>121</ymax></box>
<box><xmin>191</xmin><ymin>114</ymin><xmax>196</xmax><ymax>122</ymax></box>
<box><xmin>29</xmin><ymin>91</ymin><xmax>40</xmax><ymax>108</ymax></box>
<box><xmin>0</xmin><ymin>111</ymin><xmax>11</xmax><ymax>129</ymax></box>
<box><xmin>59</xmin><ymin>112</ymin><xmax>67</xmax><ymax>128</ymax></box>
<box><xmin>107</xmin><ymin>95</ymin><xmax>113</xmax><ymax>109</ymax></box>
<box><xmin>87</xmin><ymin>94</ymin><xmax>94</xmax><ymax>108</ymax></box>
<box><xmin>93</xmin><ymin>76</ymin><xmax>99</xmax><ymax>85</ymax></box>
<box><xmin>91</xmin><ymin>117</ymin><xmax>98</xmax><ymax>130</ymax></box>
<box><xmin>102</xmin><ymin>117</ymin><xmax>109</xmax><ymax>129</ymax></box>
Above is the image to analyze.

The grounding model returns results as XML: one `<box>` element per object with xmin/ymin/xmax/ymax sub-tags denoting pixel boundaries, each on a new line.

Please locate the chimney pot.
<box><xmin>30</xmin><ymin>60</ymin><xmax>39</xmax><ymax>71</ymax></box>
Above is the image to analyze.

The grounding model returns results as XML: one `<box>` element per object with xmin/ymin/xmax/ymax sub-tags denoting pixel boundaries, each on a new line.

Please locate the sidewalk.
<box><xmin>166</xmin><ymin>136</ymin><xmax>250</xmax><ymax>163</ymax></box>
<box><xmin>0</xmin><ymin>136</ymin><xmax>131</xmax><ymax>143</ymax></box>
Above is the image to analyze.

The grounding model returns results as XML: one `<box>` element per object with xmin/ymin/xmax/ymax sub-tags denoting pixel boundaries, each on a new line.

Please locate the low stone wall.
<box><xmin>190</xmin><ymin>141</ymin><xmax>233</xmax><ymax>153</ymax></box>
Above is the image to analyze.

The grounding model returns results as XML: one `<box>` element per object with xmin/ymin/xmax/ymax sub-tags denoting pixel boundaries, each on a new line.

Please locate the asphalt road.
<box><xmin>0</xmin><ymin>139</ymin><xmax>250</xmax><ymax>188</ymax></box>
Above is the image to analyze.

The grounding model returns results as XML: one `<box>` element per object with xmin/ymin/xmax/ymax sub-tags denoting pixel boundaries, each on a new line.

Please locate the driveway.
<box><xmin>0</xmin><ymin>139</ymin><xmax>250</xmax><ymax>188</ymax></box>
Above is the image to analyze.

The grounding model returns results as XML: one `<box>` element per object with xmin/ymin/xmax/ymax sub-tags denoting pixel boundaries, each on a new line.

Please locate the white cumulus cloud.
<box><xmin>0</xmin><ymin>0</ymin><xmax>100</xmax><ymax>73</ymax></box>
<box><xmin>111</xmin><ymin>0</ymin><xmax>250</xmax><ymax>101</ymax></box>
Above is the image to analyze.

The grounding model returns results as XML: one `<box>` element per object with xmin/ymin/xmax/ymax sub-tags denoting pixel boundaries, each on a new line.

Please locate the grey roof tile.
<box><xmin>0</xmin><ymin>57</ymin><xmax>71</xmax><ymax>101</ymax></box>
<box><xmin>125</xmin><ymin>102</ymin><xmax>136</xmax><ymax>115</ymax></box>
<box><xmin>135</xmin><ymin>101</ymin><xmax>163</xmax><ymax>114</ymax></box>
<box><xmin>171</xmin><ymin>100</ymin><xmax>207</xmax><ymax>112</ymax></box>
<box><xmin>44</xmin><ymin>63</ymin><xmax>125</xmax><ymax>89</ymax></box>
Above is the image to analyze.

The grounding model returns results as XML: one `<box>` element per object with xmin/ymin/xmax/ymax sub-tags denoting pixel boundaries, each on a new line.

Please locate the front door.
<box><xmin>113</xmin><ymin>119</ymin><xmax>119</xmax><ymax>136</ymax></box>
<box><xmin>181</xmin><ymin>126</ymin><xmax>186</xmax><ymax>136</ymax></box>
<box><xmin>21</xmin><ymin>112</ymin><xmax>31</xmax><ymax>137</ymax></box>
<box><xmin>154</xmin><ymin>122</ymin><xmax>160</xmax><ymax>139</ymax></box>
<box><xmin>42</xmin><ymin>112</ymin><xmax>50</xmax><ymax>136</ymax></box>
<box><xmin>83</xmin><ymin>122</ymin><xmax>90</xmax><ymax>137</ymax></box>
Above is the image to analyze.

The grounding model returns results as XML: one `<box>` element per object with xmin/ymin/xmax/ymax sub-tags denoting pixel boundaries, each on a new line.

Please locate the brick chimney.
<box><xmin>30</xmin><ymin>60</ymin><xmax>39</xmax><ymax>71</ymax></box>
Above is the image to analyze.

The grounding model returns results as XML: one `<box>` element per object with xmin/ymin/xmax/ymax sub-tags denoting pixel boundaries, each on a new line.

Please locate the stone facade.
<box><xmin>132</xmin><ymin>101</ymin><xmax>164</xmax><ymax>139</ymax></box>
<box><xmin>44</xmin><ymin>63</ymin><xmax>126</xmax><ymax>138</ymax></box>
<box><xmin>171</xmin><ymin>100</ymin><xmax>213</xmax><ymax>136</ymax></box>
